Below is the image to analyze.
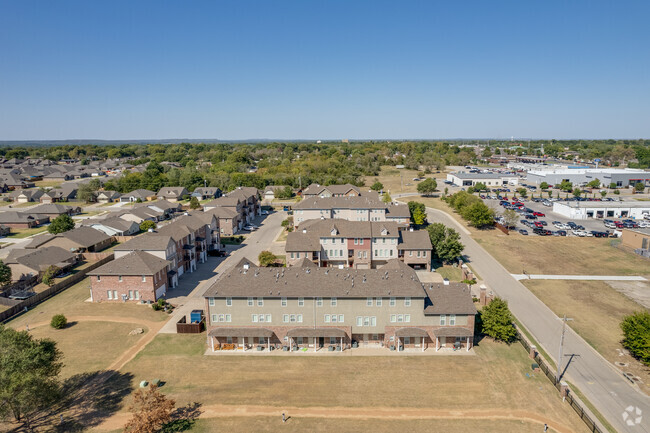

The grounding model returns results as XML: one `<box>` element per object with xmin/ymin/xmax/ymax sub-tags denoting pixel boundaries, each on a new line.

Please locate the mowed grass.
<box><xmin>117</xmin><ymin>334</ymin><xmax>587</xmax><ymax>433</ymax></box>
<box><xmin>410</xmin><ymin>196</ymin><xmax>650</xmax><ymax>276</ymax></box>
<box><xmin>7</xmin><ymin>277</ymin><xmax>170</xmax><ymax>330</ymax></box>
<box><xmin>5</xmin><ymin>226</ymin><xmax>50</xmax><ymax>238</ymax></box>
<box><xmin>364</xmin><ymin>166</ymin><xmax>447</xmax><ymax>195</ymax></box>
<box><xmin>523</xmin><ymin>279</ymin><xmax>650</xmax><ymax>395</ymax></box>
<box><xmin>27</xmin><ymin>321</ymin><xmax>147</xmax><ymax>378</ymax></box>
<box><xmin>434</xmin><ymin>264</ymin><xmax>464</xmax><ymax>281</ymax></box>
<box><xmin>171</xmin><ymin>417</ymin><xmax>557</xmax><ymax>433</ymax></box>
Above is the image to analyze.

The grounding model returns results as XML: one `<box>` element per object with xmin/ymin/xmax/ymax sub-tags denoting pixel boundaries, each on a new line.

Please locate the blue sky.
<box><xmin>0</xmin><ymin>0</ymin><xmax>648</xmax><ymax>140</ymax></box>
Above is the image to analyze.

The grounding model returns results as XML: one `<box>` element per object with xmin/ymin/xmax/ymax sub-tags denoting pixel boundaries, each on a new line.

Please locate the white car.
<box><xmin>572</xmin><ymin>229</ymin><xmax>588</xmax><ymax>237</ymax></box>
<box><xmin>638</xmin><ymin>221</ymin><xmax>650</xmax><ymax>228</ymax></box>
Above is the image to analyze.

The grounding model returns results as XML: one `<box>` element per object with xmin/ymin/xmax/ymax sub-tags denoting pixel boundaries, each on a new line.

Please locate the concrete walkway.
<box><xmin>512</xmin><ymin>274</ymin><xmax>648</xmax><ymax>281</ymax></box>
<box><xmin>423</xmin><ymin>205</ymin><xmax>650</xmax><ymax>433</ymax></box>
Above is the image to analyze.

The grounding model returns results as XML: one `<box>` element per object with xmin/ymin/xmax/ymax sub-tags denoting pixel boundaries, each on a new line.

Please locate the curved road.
<box><xmin>426</xmin><ymin>206</ymin><xmax>650</xmax><ymax>433</ymax></box>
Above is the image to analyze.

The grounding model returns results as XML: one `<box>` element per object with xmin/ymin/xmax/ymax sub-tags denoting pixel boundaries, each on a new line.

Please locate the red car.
<box><xmin>534</xmin><ymin>221</ymin><xmax>544</xmax><ymax>228</ymax></box>
<box><xmin>533</xmin><ymin>211</ymin><xmax>545</xmax><ymax>217</ymax></box>
<box><xmin>614</xmin><ymin>221</ymin><xmax>625</xmax><ymax>228</ymax></box>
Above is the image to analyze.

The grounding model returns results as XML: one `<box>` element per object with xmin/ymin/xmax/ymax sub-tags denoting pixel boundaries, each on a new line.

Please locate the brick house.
<box><xmin>25</xmin><ymin>226</ymin><xmax>113</xmax><ymax>253</ymax></box>
<box><xmin>156</xmin><ymin>187</ymin><xmax>189</xmax><ymax>202</ymax></box>
<box><xmin>113</xmin><ymin>233</ymin><xmax>179</xmax><ymax>288</ymax></box>
<box><xmin>203</xmin><ymin>207</ymin><xmax>240</xmax><ymax>236</ymax></box>
<box><xmin>398</xmin><ymin>229</ymin><xmax>433</xmax><ymax>271</ymax></box>
<box><xmin>88</xmin><ymin>251</ymin><xmax>171</xmax><ymax>302</ymax></box>
<box><xmin>29</xmin><ymin>203</ymin><xmax>81</xmax><ymax>219</ymax></box>
<box><xmin>0</xmin><ymin>212</ymin><xmax>50</xmax><ymax>228</ymax></box>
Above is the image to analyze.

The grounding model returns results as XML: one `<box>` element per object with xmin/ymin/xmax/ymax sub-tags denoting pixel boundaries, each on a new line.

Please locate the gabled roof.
<box><xmin>293</xmin><ymin>195</ymin><xmax>386</xmax><ymax>210</ymax></box>
<box><xmin>204</xmin><ymin>196</ymin><xmax>241</xmax><ymax>208</ymax></box>
<box><xmin>122</xmin><ymin>189</ymin><xmax>156</xmax><ymax>199</ymax></box>
<box><xmin>25</xmin><ymin>226</ymin><xmax>111</xmax><ymax>249</ymax></box>
<box><xmin>423</xmin><ymin>283</ymin><xmax>477</xmax><ymax>315</ymax></box>
<box><xmin>203</xmin><ymin>207</ymin><xmax>239</xmax><ymax>219</ymax></box>
<box><xmin>386</xmin><ymin>203</ymin><xmax>411</xmax><ymax>218</ymax></box>
<box><xmin>0</xmin><ymin>212</ymin><xmax>47</xmax><ymax>223</ymax></box>
<box><xmin>398</xmin><ymin>230</ymin><xmax>433</xmax><ymax>250</ymax></box>
<box><xmin>88</xmin><ymin>251</ymin><xmax>170</xmax><ymax>276</ymax></box>
<box><xmin>285</xmin><ymin>231</ymin><xmax>320</xmax><ymax>252</ymax></box>
<box><xmin>157</xmin><ymin>187</ymin><xmax>189</xmax><ymax>197</ymax></box>
<box><xmin>114</xmin><ymin>232</ymin><xmax>175</xmax><ymax>251</ymax></box>
<box><xmin>5</xmin><ymin>246</ymin><xmax>76</xmax><ymax>272</ymax></box>
<box><xmin>294</xmin><ymin>257</ymin><xmax>318</xmax><ymax>268</ymax></box>
<box><xmin>28</xmin><ymin>203</ymin><xmax>75</xmax><ymax>215</ymax></box>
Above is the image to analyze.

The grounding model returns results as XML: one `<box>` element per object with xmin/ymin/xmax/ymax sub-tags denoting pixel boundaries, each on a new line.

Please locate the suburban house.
<box><xmin>133</xmin><ymin>200</ymin><xmax>182</xmax><ymax>219</ymax></box>
<box><xmin>203</xmin><ymin>207</ymin><xmax>240</xmax><ymax>236</ymax></box>
<box><xmin>113</xmin><ymin>233</ymin><xmax>180</xmax><ymax>288</ymax></box>
<box><xmin>82</xmin><ymin>216</ymin><xmax>140</xmax><ymax>236</ymax></box>
<box><xmin>9</xmin><ymin>188</ymin><xmax>44</xmax><ymax>203</ymax></box>
<box><xmin>5</xmin><ymin>246</ymin><xmax>78</xmax><ymax>282</ymax></box>
<box><xmin>302</xmin><ymin>183</ymin><xmax>361</xmax><ymax>198</ymax></box>
<box><xmin>113</xmin><ymin>207</ymin><xmax>162</xmax><ymax>224</ymax></box>
<box><xmin>88</xmin><ymin>251</ymin><xmax>171</xmax><ymax>302</ymax></box>
<box><xmin>96</xmin><ymin>190</ymin><xmax>122</xmax><ymax>203</ymax></box>
<box><xmin>285</xmin><ymin>219</ymin><xmax>430</xmax><ymax>269</ymax></box>
<box><xmin>156</xmin><ymin>187</ymin><xmax>189</xmax><ymax>202</ymax></box>
<box><xmin>25</xmin><ymin>226</ymin><xmax>113</xmax><ymax>253</ymax></box>
<box><xmin>192</xmin><ymin>187</ymin><xmax>222</xmax><ymax>200</ymax></box>
<box><xmin>203</xmin><ymin>258</ymin><xmax>476</xmax><ymax>352</ymax></box>
<box><xmin>119</xmin><ymin>189</ymin><xmax>157</xmax><ymax>202</ymax></box>
<box><xmin>29</xmin><ymin>203</ymin><xmax>81</xmax><ymax>219</ymax></box>
<box><xmin>292</xmin><ymin>194</ymin><xmax>410</xmax><ymax>228</ymax></box>
<box><xmin>0</xmin><ymin>212</ymin><xmax>50</xmax><ymax>228</ymax></box>
<box><xmin>262</xmin><ymin>185</ymin><xmax>286</xmax><ymax>200</ymax></box>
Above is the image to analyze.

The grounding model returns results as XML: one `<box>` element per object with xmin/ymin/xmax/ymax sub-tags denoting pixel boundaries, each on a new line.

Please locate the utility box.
<box><xmin>190</xmin><ymin>309</ymin><xmax>203</xmax><ymax>323</ymax></box>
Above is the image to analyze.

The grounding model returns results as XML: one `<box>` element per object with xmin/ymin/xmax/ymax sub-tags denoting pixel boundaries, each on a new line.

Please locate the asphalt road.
<box><xmin>426</xmin><ymin>206</ymin><xmax>650</xmax><ymax>433</ymax></box>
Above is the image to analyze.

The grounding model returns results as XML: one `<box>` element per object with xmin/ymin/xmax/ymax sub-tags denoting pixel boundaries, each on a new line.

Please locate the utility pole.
<box><xmin>556</xmin><ymin>314</ymin><xmax>574</xmax><ymax>381</ymax></box>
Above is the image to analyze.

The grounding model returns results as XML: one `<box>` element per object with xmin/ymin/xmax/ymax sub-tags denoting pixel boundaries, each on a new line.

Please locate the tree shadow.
<box><xmin>162</xmin><ymin>402</ymin><xmax>203</xmax><ymax>433</ymax></box>
<box><xmin>64</xmin><ymin>321</ymin><xmax>78</xmax><ymax>329</ymax></box>
<box><xmin>5</xmin><ymin>370</ymin><xmax>134</xmax><ymax>433</ymax></box>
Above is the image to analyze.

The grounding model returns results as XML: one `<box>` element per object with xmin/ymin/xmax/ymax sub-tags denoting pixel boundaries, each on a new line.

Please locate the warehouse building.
<box><xmin>527</xmin><ymin>168</ymin><xmax>649</xmax><ymax>187</ymax></box>
<box><xmin>552</xmin><ymin>201</ymin><xmax>650</xmax><ymax>220</ymax></box>
<box><xmin>446</xmin><ymin>172</ymin><xmax>519</xmax><ymax>187</ymax></box>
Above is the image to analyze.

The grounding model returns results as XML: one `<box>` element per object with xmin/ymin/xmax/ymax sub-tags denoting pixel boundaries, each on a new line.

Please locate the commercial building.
<box><xmin>526</xmin><ymin>168</ymin><xmax>649</xmax><ymax>188</ymax></box>
<box><xmin>446</xmin><ymin>172</ymin><xmax>519</xmax><ymax>187</ymax></box>
<box><xmin>552</xmin><ymin>201</ymin><xmax>650</xmax><ymax>220</ymax></box>
<box><xmin>620</xmin><ymin>228</ymin><xmax>650</xmax><ymax>251</ymax></box>
<box><xmin>203</xmin><ymin>259</ymin><xmax>476</xmax><ymax>352</ymax></box>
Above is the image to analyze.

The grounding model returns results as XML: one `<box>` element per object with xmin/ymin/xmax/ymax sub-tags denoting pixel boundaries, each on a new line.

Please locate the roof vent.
<box><xmin>302</xmin><ymin>229</ymin><xmax>307</xmax><ymax>233</ymax></box>
<box><xmin>443</xmin><ymin>279</ymin><xmax>450</xmax><ymax>286</ymax></box>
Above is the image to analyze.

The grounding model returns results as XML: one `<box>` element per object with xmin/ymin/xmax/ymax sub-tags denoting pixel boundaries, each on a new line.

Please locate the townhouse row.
<box><xmin>203</xmin><ymin>258</ymin><xmax>476</xmax><ymax>352</ymax></box>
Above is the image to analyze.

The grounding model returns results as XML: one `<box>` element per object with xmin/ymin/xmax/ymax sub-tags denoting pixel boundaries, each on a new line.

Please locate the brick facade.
<box><xmin>90</xmin><ymin>269</ymin><xmax>167</xmax><ymax>303</ymax></box>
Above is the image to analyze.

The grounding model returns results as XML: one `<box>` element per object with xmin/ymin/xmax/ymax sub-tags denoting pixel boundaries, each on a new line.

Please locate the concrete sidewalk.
<box><xmin>512</xmin><ymin>274</ymin><xmax>648</xmax><ymax>281</ymax></box>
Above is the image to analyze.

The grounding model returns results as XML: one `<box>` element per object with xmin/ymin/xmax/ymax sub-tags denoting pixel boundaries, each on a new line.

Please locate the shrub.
<box><xmin>258</xmin><ymin>251</ymin><xmax>277</xmax><ymax>267</ymax></box>
<box><xmin>620</xmin><ymin>312</ymin><xmax>650</xmax><ymax>366</ymax></box>
<box><xmin>50</xmin><ymin>314</ymin><xmax>67</xmax><ymax>329</ymax></box>
<box><xmin>140</xmin><ymin>220</ymin><xmax>157</xmax><ymax>232</ymax></box>
<box><xmin>480</xmin><ymin>298</ymin><xmax>516</xmax><ymax>343</ymax></box>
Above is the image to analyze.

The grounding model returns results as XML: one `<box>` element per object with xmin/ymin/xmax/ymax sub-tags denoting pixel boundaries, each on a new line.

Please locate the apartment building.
<box><xmin>113</xmin><ymin>233</ymin><xmax>179</xmax><ymax>288</ymax></box>
<box><xmin>293</xmin><ymin>195</ymin><xmax>410</xmax><ymax>228</ymax></box>
<box><xmin>203</xmin><ymin>186</ymin><xmax>260</xmax><ymax>230</ymax></box>
<box><xmin>285</xmin><ymin>219</ymin><xmax>431</xmax><ymax>270</ymax></box>
<box><xmin>301</xmin><ymin>183</ymin><xmax>361</xmax><ymax>198</ymax></box>
<box><xmin>203</xmin><ymin>258</ymin><xmax>476</xmax><ymax>352</ymax></box>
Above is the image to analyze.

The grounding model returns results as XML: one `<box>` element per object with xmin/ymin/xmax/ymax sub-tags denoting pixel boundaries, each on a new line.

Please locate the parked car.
<box><xmin>556</xmin><ymin>230</ymin><xmax>567</xmax><ymax>236</ymax></box>
<box><xmin>519</xmin><ymin>229</ymin><xmax>528</xmax><ymax>235</ymax></box>
<box><xmin>552</xmin><ymin>221</ymin><xmax>563</xmax><ymax>228</ymax></box>
<box><xmin>534</xmin><ymin>221</ymin><xmax>544</xmax><ymax>228</ymax></box>
<box><xmin>533</xmin><ymin>212</ymin><xmax>545</xmax><ymax>217</ymax></box>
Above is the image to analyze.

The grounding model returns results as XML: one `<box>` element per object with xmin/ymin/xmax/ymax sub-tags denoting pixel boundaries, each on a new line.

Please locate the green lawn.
<box><xmin>5</xmin><ymin>226</ymin><xmax>50</xmax><ymax>238</ymax></box>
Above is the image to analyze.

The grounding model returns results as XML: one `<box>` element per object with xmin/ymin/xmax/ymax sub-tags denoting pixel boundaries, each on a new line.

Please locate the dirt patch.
<box><xmin>606</xmin><ymin>280</ymin><xmax>650</xmax><ymax>309</ymax></box>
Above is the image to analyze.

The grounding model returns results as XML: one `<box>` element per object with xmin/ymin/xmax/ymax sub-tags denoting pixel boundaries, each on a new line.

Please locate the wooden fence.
<box><xmin>0</xmin><ymin>254</ymin><xmax>114</xmax><ymax>323</ymax></box>
<box><xmin>516</xmin><ymin>327</ymin><xmax>606</xmax><ymax>433</ymax></box>
<box><xmin>176</xmin><ymin>315</ymin><xmax>204</xmax><ymax>334</ymax></box>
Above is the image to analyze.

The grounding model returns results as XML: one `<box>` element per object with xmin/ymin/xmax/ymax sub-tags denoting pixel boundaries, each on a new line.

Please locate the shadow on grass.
<box><xmin>4</xmin><ymin>370</ymin><xmax>134</xmax><ymax>433</ymax></box>
<box><xmin>162</xmin><ymin>402</ymin><xmax>203</xmax><ymax>433</ymax></box>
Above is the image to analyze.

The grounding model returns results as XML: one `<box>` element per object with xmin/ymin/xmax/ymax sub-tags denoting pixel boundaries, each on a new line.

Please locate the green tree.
<box><xmin>276</xmin><ymin>186</ymin><xmax>294</xmax><ymax>199</ymax></box>
<box><xmin>370</xmin><ymin>181</ymin><xmax>384</xmax><ymax>192</ymax></box>
<box><xmin>609</xmin><ymin>182</ymin><xmax>617</xmax><ymax>189</ymax></box>
<box><xmin>461</xmin><ymin>202</ymin><xmax>494</xmax><ymax>228</ymax></box>
<box><xmin>572</xmin><ymin>188</ymin><xmax>582</xmax><ymax>198</ymax></box>
<box><xmin>620</xmin><ymin>312</ymin><xmax>650</xmax><ymax>365</ymax></box>
<box><xmin>540</xmin><ymin>182</ymin><xmax>549</xmax><ymax>190</ymax></box>
<box><xmin>480</xmin><ymin>297</ymin><xmax>517</xmax><ymax>343</ymax></box>
<box><xmin>189</xmin><ymin>196</ymin><xmax>200</xmax><ymax>209</ymax></box>
<box><xmin>0</xmin><ymin>260</ymin><xmax>11</xmax><ymax>287</ymax></box>
<box><xmin>614</xmin><ymin>189</ymin><xmax>620</xmax><ymax>195</ymax></box>
<box><xmin>382</xmin><ymin>192</ymin><xmax>392</xmax><ymax>204</ymax></box>
<box><xmin>0</xmin><ymin>326</ymin><xmax>63</xmax><ymax>424</ymax></box>
<box><xmin>41</xmin><ymin>265</ymin><xmax>59</xmax><ymax>286</ymax></box>
<box><xmin>407</xmin><ymin>201</ymin><xmax>427</xmax><ymax>225</ymax></box>
<box><xmin>417</xmin><ymin>178</ymin><xmax>437</xmax><ymax>196</ymax></box>
<box><xmin>516</xmin><ymin>187</ymin><xmax>528</xmax><ymax>197</ymax></box>
<box><xmin>140</xmin><ymin>220</ymin><xmax>157</xmax><ymax>232</ymax></box>
<box><xmin>587</xmin><ymin>179</ymin><xmax>600</xmax><ymax>189</ymax></box>
<box><xmin>77</xmin><ymin>179</ymin><xmax>101</xmax><ymax>203</ymax></box>
<box><xmin>634</xmin><ymin>182</ymin><xmax>645</xmax><ymax>193</ymax></box>
<box><xmin>426</xmin><ymin>223</ymin><xmax>464</xmax><ymax>263</ymax></box>
<box><xmin>50</xmin><ymin>314</ymin><xmax>67</xmax><ymax>329</ymax></box>
<box><xmin>47</xmin><ymin>214</ymin><xmax>74</xmax><ymax>234</ymax></box>
<box><xmin>473</xmin><ymin>182</ymin><xmax>487</xmax><ymax>192</ymax></box>
<box><xmin>258</xmin><ymin>251</ymin><xmax>277</xmax><ymax>267</ymax></box>
<box><xmin>600</xmin><ymin>190</ymin><xmax>607</xmax><ymax>198</ymax></box>
<box><xmin>559</xmin><ymin>180</ymin><xmax>573</xmax><ymax>192</ymax></box>
<box><xmin>501</xmin><ymin>209</ymin><xmax>519</xmax><ymax>228</ymax></box>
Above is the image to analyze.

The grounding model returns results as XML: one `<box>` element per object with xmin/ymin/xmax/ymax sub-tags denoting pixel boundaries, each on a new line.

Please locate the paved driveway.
<box><xmin>426</xmin><ymin>206</ymin><xmax>650</xmax><ymax>433</ymax></box>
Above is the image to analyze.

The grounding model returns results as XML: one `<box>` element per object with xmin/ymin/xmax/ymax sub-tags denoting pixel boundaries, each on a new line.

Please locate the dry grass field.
<box><xmin>99</xmin><ymin>333</ymin><xmax>588</xmax><ymax>433</ymax></box>
<box><xmin>523</xmin><ymin>279</ymin><xmax>650</xmax><ymax>395</ymax></box>
<box><xmin>364</xmin><ymin>166</ymin><xmax>447</xmax><ymax>195</ymax></box>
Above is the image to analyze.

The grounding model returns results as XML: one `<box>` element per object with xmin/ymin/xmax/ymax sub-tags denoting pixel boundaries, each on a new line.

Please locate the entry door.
<box><xmin>363</xmin><ymin>334</ymin><xmax>369</xmax><ymax>346</ymax></box>
<box><xmin>440</xmin><ymin>336</ymin><xmax>446</xmax><ymax>347</ymax></box>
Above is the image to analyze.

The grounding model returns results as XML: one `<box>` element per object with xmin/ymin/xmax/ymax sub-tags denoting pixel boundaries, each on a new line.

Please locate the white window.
<box><xmin>252</xmin><ymin>314</ymin><xmax>258</xmax><ymax>323</ymax></box>
<box><xmin>290</xmin><ymin>252</ymin><xmax>294</xmax><ymax>259</ymax></box>
<box><xmin>265</xmin><ymin>314</ymin><xmax>272</xmax><ymax>322</ymax></box>
<box><xmin>358</xmin><ymin>251</ymin><xmax>362</xmax><ymax>258</ymax></box>
<box><xmin>257</xmin><ymin>297</ymin><xmax>264</xmax><ymax>306</ymax></box>
<box><xmin>338</xmin><ymin>314</ymin><xmax>344</xmax><ymax>323</ymax></box>
<box><xmin>440</xmin><ymin>314</ymin><xmax>446</xmax><ymax>326</ymax></box>
<box><xmin>370</xmin><ymin>316</ymin><xmax>376</xmax><ymax>326</ymax></box>
<box><xmin>219</xmin><ymin>314</ymin><xmax>225</xmax><ymax>322</ymax></box>
<box><xmin>409</xmin><ymin>251</ymin><xmax>413</xmax><ymax>257</ymax></box>
<box><xmin>107</xmin><ymin>290</ymin><xmax>113</xmax><ymax>300</ymax></box>
<box><xmin>331</xmin><ymin>314</ymin><xmax>337</xmax><ymax>323</ymax></box>
<box><xmin>226</xmin><ymin>297</ymin><xmax>232</xmax><ymax>307</ymax></box>
<box><xmin>118</xmin><ymin>275</ymin><xmax>123</xmax><ymax>282</ymax></box>
<box><xmin>404</xmin><ymin>297</ymin><xmax>411</xmax><ymax>307</ymax></box>
<box><xmin>290</xmin><ymin>314</ymin><xmax>296</xmax><ymax>323</ymax></box>
<box><xmin>316</xmin><ymin>297</ymin><xmax>323</xmax><ymax>307</ymax></box>
<box><xmin>128</xmin><ymin>290</ymin><xmax>133</xmax><ymax>300</ymax></box>
<box><xmin>324</xmin><ymin>314</ymin><xmax>330</xmax><ymax>323</ymax></box>
<box><xmin>209</xmin><ymin>298</ymin><xmax>215</xmax><ymax>306</ymax></box>
<box><xmin>258</xmin><ymin>315</ymin><xmax>265</xmax><ymax>323</ymax></box>
<box><xmin>389</xmin><ymin>297</ymin><xmax>396</xmax><ymax>307</ymax></box>
<box><xmin>363</xmin><ymin>316</ymin><xmax>370</xmax><ymax>326</ymax></box>
<box><xmin>397</xmin><ymin>314</ymin><xmax>403</xmax><ymax>323</ymax></box>
<box><xmin>297</xmin><ymin>314</ymin><xmax>303</xmax><ymax>323</ymax></box>
<box><xmin>356</xmin><ymin>316</ymin><xmax>363</xmax><ymax>326</ymax></box>
<box><xmin>226</xmin><ymin>314</ymin><xmax>231</xmax><ymax>322</ymax></box>
<box><xmin>281</xmin><ymin>297</ymin><xmax>287</xmax><ymax>307</ymax></box>
<box><xmin>450</xmin><ymin>314</ymin><xmax>456</xmax><ymax>326</ymax></box>
<box><xmin>211</xmin><ymin>314</ymin><xmax>217</xmax><ymax>323</ymax></box>
<box><xmin>141</xmin><ymin>275</ymin><xmax>146</xmax><ymax>282</ymax></box>
<box><xmin>405</xmin><ymin>314</ymin><xmax>410</xmax><ymax>323</ymax></box>
<box><xmin>390</xmin><ymin>314</ymin><xmax>396</xmax><ymax>323</ymax></box>
<box><xmin>283</xmin><ymin>314</ymin><xmax>289</xmax><ymax>323</ymax></box>
<box><xmin>376</xmin><ymin>297</ymin><xmax>382</xmax><ymax>306</ymax></box>
<box><xmin>359</xmin><ymin>239</ymin><xmax>364</xmax><ymax>245</ymax></box>
<box><xmin>354</xmin><ymin>238</ymin><xmax>358</xmax><ymax>245</ymax></box>
<box><xmin>247</xmin><ymin>297</ymin><xmax>253</xmax><ymax>306</ymax></box>
<box><xmin>331</xmin><ymin>297</ymin><xmax>337</xmax><ymax>306</ymax></box>
<box><xmin>298</xmin><ymin>297</ymin><xmax>304</xmax><ymax>306</ymax></box>
<box><xmin>135</xmin><ymin>291</ymin><xmax>140</xmax><ymax>300</ymax></box>
<box><xmin>366</xmin><ymin>297</ymin><xmax>373</xmax><ymax>306</ymax></box>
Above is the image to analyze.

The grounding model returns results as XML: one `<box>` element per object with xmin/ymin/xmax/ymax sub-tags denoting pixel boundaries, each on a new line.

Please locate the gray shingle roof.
<box><xmin>5</xmin><ymin>246</ymin><xmax>76</xmax><ymax>272</ymax></box>
<box><xmin>398</xmin><ymin>230</ymin><xmax>433</xmax><ymax>250</ymax></box>
<box><xmin>88</xmin><ymin>251</ymin><xmax>170</xmax><ymax>276</ymax></box>
<box><xmin>203</xmin><ymin>257</ymin><xmax>426</xmax><ymax>298</ymax></box>
<box><xmin>294</xmin><ymin>195</ymin><xmax>386</xmax><ymax>210</ymax></box>
<box><xmin>423</xmin><ymin>283</ymin><xmax>477</xmax><ymax>315</ymax></box>
<box><xmin>114</xmin><ymin>232</ymin><xmax>175</xmax><ymax>251</ymax></box>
